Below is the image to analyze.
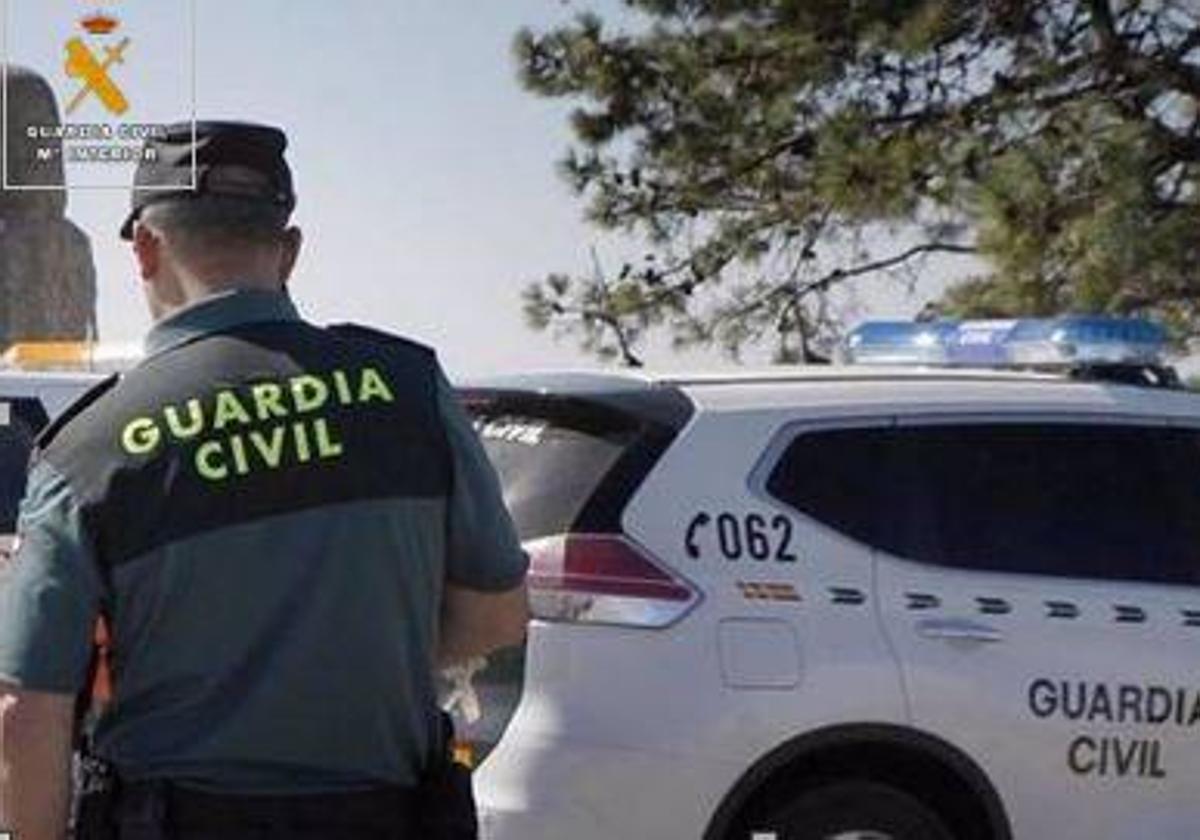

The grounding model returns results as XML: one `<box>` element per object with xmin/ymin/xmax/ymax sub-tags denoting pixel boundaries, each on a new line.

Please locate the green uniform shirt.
<box><xmin>0</xmin><ymin>290</ymin><xmax>527</xmax><ymax>793</ymax></box>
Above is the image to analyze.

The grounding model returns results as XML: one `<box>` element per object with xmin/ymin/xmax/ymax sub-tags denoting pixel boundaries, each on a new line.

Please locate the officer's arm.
<box><xmin>0</xmin><ymin>461</ymin><xmax>103</xmax><ymax>840</ymax></box>
<box><xmin>0</xmin><ymin>684</ymin><xmax>74</xmax><ymax>840</ymax></box>
<box><xmin>436</xmin><ymin>370</ymin><xmax>529</xmax><ymax>667</ymax></box>
<box><xmin>438</xmin><ymin>582</ymin><xmax>529</xmax><ymax>668</ymax></box>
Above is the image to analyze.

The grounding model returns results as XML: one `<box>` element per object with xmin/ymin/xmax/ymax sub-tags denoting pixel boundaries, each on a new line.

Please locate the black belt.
<box><xmin>117</xmin><ymin>780</ymin><xmax>422</xmax><ymax>832</ymax></box>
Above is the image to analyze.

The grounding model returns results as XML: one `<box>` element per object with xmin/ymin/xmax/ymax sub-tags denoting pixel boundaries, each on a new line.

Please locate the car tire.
<box><xmin>752</xmin><ymin>780</ymin><xmax>957</xmax><ymax>840</ymax></box>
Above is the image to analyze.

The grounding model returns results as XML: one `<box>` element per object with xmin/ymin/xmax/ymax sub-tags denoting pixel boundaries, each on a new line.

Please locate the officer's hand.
<box><xmin>437</xmin><ymin>582</ymin><xmax>529</xmax><ymax>669</ymax></box>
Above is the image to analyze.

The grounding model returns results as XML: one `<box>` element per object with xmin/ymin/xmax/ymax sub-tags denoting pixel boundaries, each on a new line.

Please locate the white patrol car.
<box><xmin>458</xmin><ymin>317</ymin><xmax>1200</xmax><ymax>840</ymax></box>
<box><xmin>0</xmin><ymin>344</ymin><xmax>122</xmax><ymax>557</ymax></box>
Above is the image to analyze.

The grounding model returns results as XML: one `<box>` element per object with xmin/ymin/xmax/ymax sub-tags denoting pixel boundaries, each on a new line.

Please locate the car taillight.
<box><xmin>524</xmin><ymin>533</ymin><xmax>701</xmax><ymax>628</ymax></box>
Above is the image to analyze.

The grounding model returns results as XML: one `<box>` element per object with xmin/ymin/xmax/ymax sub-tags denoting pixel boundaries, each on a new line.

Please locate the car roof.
<box><xmin>462</xmin><ymin>366</ymin><xmax>1071</xmax><ymax>391</ymax></box>
<box><xmin>460</xmin><ymin>366</ymin><xmax>1200</xmax><ymax>421</ymax></box>
<box><xmin>0</xmin><ymin>370</ymin><xmax>110</xmax><ymax>390</ymax></box>
<box><xmin>0</xmin><ymin>370</ymin><xmax>110</xmax><ymax>422</ymax></box>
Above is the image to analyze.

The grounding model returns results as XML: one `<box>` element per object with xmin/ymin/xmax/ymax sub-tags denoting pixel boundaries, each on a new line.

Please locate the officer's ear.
<box><xmin>278</xmin><ymin>226</ymin><xmax>303</xmax><ymax>286</ymax></box>
<box><xmin>132</xmin><ymin>222</ymin><xmax>164</xmax><ymax>282</ymax></box>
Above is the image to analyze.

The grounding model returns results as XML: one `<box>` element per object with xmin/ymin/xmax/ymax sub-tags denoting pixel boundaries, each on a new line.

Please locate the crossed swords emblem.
<box><xmin>64</xmin><ymin>36</ymin><xmax>132</xmax><ymax>116</ymax></box>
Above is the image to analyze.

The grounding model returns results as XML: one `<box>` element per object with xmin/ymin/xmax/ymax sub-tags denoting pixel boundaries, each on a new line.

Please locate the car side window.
<box><xmin>767</xmin><ymin>423</ymin><xmax>1200</xmax><ymax>586</ymax></box>
<box><xmin>0</xmin><ymin>398</ymin><xmax>50</xmax><ymax>534</ymax></box>
<box><xmin>765</xmin><ymin>426</ymin><xmax>896</xmax><ymax>551</ymax></box>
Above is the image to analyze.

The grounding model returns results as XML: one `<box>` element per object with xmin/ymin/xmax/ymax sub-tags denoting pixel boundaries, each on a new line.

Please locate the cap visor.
<box><xmin>119</xmin><ymin>212</ymin><xmax>136</xmax><ymax>240</ymax></box>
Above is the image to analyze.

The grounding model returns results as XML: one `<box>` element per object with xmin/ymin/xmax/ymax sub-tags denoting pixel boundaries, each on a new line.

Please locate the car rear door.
<box><xmin>875</xmin><ymin>416</ymin><xmax>1200</xmax><ymax>839</ymax></box>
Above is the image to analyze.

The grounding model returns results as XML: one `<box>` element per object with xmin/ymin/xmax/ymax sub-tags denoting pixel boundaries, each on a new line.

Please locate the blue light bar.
<box><xmin>844</xmin><ymin>316</ymin><xmax>1169</xmax><ymax>369</ymax></box>
<box><xmin>945</xmin><ymin>320</ymin><xmax>1017</xmax><ymax>366</ymax></box>
<box><xmin>844</xmin><ymin>321</ymin><xmax>958</xmax><ymax>365</ymax></box>
<box><xmin>1005</xmin><ymin>317</ymin><xmax>1168</xmax><ymax>366</ymax></box>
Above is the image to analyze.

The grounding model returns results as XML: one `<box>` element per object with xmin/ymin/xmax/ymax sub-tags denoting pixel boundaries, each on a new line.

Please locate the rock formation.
<box><xmin>1</xmin><ymin>64</ymin><xmax>97</xmax><ymax>346</ymax></box>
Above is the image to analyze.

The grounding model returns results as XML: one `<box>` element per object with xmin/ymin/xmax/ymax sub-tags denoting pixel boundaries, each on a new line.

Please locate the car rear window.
<box><xmin>469</xmin><ymin>404</ymin><xmax>640</xmax><ymax>540</ymax></box>
<box><xmin>0</xmin><ymin>398</ymin><xmax>50</xmax><ymax>534</ymax></box>
<box><xmin>767</xmin><ymin>422</ymin><xmax>1200</xmax><ymax>586</ymax></box>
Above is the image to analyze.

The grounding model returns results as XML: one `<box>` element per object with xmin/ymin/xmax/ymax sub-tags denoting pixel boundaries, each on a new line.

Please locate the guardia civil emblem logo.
<box><xmin>65</xmin><ymin>11</ymin><xmax>132</xmax><ymax>117</ymax></box>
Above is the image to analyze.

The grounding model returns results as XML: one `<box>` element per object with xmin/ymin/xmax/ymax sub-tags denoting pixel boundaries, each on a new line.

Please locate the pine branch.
<box><xmin>718</xmin><ymin>241</ymin><xmax>978</xmax><ymax>324</ymax></box>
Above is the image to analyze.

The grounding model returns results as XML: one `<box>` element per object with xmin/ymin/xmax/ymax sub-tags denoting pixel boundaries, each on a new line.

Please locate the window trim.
<box><xmin>892</xmin><ymin>410</ymin><xmax>1171</xmax><ymax>430</ymax></box>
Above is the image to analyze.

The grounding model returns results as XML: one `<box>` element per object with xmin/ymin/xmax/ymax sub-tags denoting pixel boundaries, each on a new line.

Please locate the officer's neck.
<box><xmin>150</xmin><ymin>274</ymin><xmax>286</xmax><ymax>323</ymax></box>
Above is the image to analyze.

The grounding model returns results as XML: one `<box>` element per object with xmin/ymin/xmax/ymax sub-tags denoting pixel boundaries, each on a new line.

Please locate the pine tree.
<box><xmin>515</xmin><ymin>1</ymin><xmax>1200</xmax><ymax>364</ymax></box>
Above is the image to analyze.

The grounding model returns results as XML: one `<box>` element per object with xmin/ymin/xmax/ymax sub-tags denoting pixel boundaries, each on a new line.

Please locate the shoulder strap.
<box><xmin>35</xmin><ymin>373</ymin><xmax>120</xmax><ymax>452</ymax></box>
<box><xmin>326</xmin><ymin>322</ymin><xmax>437</xmax><ymax>360</ymax></box>
<box><xmin>327</xmin><ymin>322</ymin><xmax>453</xmax><ymax>495</ymax></box>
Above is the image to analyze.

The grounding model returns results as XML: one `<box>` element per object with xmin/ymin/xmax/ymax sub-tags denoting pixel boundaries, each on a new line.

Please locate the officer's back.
<box><xmin>0</xmin><ymin>122</ymin><xmax>529</xmax><ymax>840</ymax></box>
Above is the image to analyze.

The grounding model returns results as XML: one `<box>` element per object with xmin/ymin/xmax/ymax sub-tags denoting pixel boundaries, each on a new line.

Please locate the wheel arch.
<box><xmin>702</xmin><ymin>723</ymin><xmax>1012</xmax><ymax>840</ymax></box>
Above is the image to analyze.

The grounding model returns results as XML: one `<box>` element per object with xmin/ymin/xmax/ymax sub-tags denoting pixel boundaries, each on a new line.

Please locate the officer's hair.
<box><xmin>140</xmin><ymin>198</ymin><xmax>288</xmax><ymax>261</ymax></box>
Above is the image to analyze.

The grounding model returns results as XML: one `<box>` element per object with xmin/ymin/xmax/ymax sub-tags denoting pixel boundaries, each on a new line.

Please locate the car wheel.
<box><xmin>752</xmin><ymin>780</ymin><xmax>956</xmax><ymax>840</ymax></box>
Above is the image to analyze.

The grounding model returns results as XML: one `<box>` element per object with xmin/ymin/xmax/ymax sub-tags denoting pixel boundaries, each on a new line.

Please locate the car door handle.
<box><xmin>916</xmin><ymin>618</ymin><xmax>1004</xmax><ymax>644</ymax></box>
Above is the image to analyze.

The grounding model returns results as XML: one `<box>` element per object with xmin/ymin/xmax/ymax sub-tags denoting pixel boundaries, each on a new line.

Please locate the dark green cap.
<box><xmin>120</xmin><ymin>121</ymin><xmax>296</xmax><ymax>240</ymax></box>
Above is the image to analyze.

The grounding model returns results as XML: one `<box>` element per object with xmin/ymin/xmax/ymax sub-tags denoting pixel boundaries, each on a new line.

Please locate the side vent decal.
<box><xmin>829</xmin><ymin>587</ymin><xmax>867</xmax><ymax>606</ymax></box>
<box><xmin>976</xmin><ymin>597</ymin><xmax>1012</xmax><ymax>616</ymax></box>
<box><xmin>905</xmin><ymin>593</ymin><xmax>941</xmax><ymax>611</ymax></box>
<box><xmin>1045</xmin><ymin>601</ymin><xmax>1080</xmax><ymax>620</ymax></box>
<box><xmin>1114</xmin><ymin>605</ymin><xmax>1147</xmax><ymax>624</ymax></box>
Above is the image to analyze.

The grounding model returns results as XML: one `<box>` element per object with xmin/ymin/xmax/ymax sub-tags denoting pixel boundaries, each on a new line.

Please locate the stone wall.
<box><xmin>0</xmin><ymin>64</ymin><xmax>97</xmax><ymax>345</ymax></box>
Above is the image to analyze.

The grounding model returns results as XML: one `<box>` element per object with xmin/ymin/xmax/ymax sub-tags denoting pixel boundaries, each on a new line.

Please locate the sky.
<box><xmin>2</xmin><ymin>0</ymin><xmax>968</xmax><ymax>376</ymax></box>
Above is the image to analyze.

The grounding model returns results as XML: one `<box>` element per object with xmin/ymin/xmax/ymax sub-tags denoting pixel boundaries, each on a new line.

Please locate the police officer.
<box><xmin>0</xmin><ymin>121</ymin><xmax>529</xmax><ymax>839</ymax></box>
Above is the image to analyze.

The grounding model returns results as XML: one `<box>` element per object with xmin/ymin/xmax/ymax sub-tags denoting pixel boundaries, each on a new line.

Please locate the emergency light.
<box><xmin>1004</xmin><ymin>317</ymin><xmax>1167</xmax><ymax>366</ymax></box>
<box><xmin>842</xmin><ymin>321</ymin><xmax>959</xmax><ymax>365</ymax></box>
<box><xmin>0</xmin><ymin>341</ymin><xmax>141</xmax><ymax>372</ymax></box>
<box><xmin>844</xmin><ymin>316</ymin><xmax>1171</xmax><ymax>371</ymax></box>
